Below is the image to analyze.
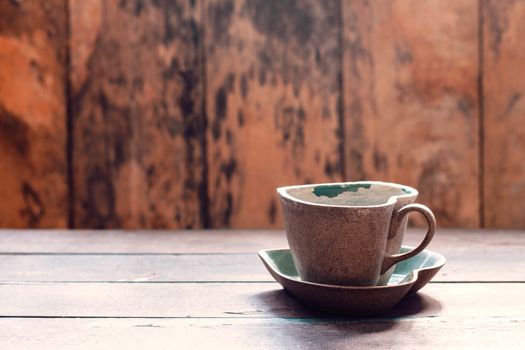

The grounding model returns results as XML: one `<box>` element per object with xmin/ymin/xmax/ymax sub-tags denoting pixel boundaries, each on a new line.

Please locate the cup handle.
<box><xmin>380</xmin><ymin>203</ymin><xmax>436</xmax><ymax>274</ymax></box>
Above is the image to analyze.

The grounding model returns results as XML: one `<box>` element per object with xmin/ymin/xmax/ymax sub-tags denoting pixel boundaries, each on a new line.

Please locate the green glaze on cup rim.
<box><xmin>277</xmin><ymin>181</ymin><xmax>418</xmax><ymax>208</ymax></box>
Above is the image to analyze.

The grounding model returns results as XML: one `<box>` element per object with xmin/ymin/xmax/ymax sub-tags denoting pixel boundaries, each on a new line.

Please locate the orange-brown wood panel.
<box><xmin>483</xmin><ymin>0</ymin><xmax>525</xmax><ymax>228</ymax></box>
<box><xmin>205</xmin><ymin>0</ymin><xmax>343</xmax><ymax>228</ymax></box>
<box><xmin>343</xmin><ymin>0</ymin><xmax>480</xmax><ymax>227</ymax></box>
<box><xmin>70</xmin><ymin>0</ymin><xmax>206</xmax><ymax>228</ymax></box>
<box><xmin>0</xmin><ymin>0</ymin><xmax>68</xmax><ymax>227</ymax></box>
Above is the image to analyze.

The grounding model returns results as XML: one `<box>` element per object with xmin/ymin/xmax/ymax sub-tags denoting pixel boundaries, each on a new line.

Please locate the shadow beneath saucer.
<box><xmin>249</xmin><ymin>283</ymin><xmax>444</xmax><ymax>348</ymax></box>
<box><xmin>381</xmin><ymin>292</ymin><xmax>443</xmax><ymax>318</ymax></box>
<box><xmin>252</xmin><ymin>288</ymin><xmax>441</xmax><ymax>320</ymax></box>
<box><xmin>250</xmin><ymin>289</ymin><xmax>416</xmax><ymax>348</ymax></box>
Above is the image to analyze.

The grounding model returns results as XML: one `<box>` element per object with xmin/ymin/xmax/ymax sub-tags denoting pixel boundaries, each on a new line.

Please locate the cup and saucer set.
<box><xmin>259</xmin><ymin>181</ymin><xmax>446</xmax><ymax>316</ymax></box>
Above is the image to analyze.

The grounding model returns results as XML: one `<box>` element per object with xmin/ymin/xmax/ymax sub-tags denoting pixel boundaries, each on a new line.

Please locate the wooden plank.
<box><xmin>70</xmin><ymin>0</ymin><xmax>206</xmax><ymax>228</ymax></box>
<box><xmin>0</xmin><ymin>0</ymin><xmax>67</xmax><ymax>227</ymax></box>
<box><xmin>483</xmin><ymin>1</ymin><xmax>525</xmax><ymax>228</ymax></box>
<box><xmin>204</xmin><ymin>0</ymin><xmax>343</xmax><ymax>228</ymax></box>
<box><xmin>0</xmin><ymin>229</ymin><xmax>524</xmax><ymax>254</ymax></box>
<box><xmin>0</xmin><ymin>318</ymin><xmax>523</xmax><ymax>350</ymax></box>
<box><xmin>0</xmin><ymin>254</ymin><xmax>266</xmax><ymax>283</ymax></box>
<box><xmin>0</xmin><ymin>229</ymin><xmax>288</xmax><ymax>253</ymax></box>
<box><xmin>342</xmin><ymin>0</ymin><xmax>480</xmax><ymax>227</ymax></box>
<box><xmin>1</xmin><ymin>242</ymin><xmax>524</xmax><ymax>282</ymax></box>
<box><xmin>0</xmin><ymin>282</ymin><xmax>523</xmax><ymax>319</ymax></box>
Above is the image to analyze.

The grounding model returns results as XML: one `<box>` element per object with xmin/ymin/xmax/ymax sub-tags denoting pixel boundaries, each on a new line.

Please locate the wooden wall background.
<box><xmin>0</xmin><ymin>0</ymin><xmax>523</xmax><ymax>229</ymax></box>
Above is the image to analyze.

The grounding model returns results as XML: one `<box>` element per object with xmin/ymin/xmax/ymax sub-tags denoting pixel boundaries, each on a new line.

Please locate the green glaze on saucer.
<box><xmin>258</xmin><ymin>246</ymin><xmax>445</xmax><ymax>316</ymax></box>
<box><xmin>264</xmin><ymin>246</ymin><xmax>440</xmax><ymax>285</ymax></box>
<box><xmin>312</xmin><ymin>183</ymin><xmax>372</xmax><ymax>198</ymax></box>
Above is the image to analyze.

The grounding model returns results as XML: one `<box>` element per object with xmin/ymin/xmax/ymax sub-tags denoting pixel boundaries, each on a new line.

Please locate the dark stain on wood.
<box><xmin>225</xmin><ymin>129</ymin><xmax>233</xmax><ymax>145</ymax></box>
<box><xmin>482</xmin><ymin>0</ymin><xmax>525</xmax><ymax>228</ymax></box>
<box><xmin>0</xmin><ymin>105</ymin><xmax>29</xmax><ymax>156</ymax></box>
<box><xmin>237</xmin><ymin>110</ymin><xmax>244</xmax><ymax>127</ymax></box>
<box><xmin>0</xmin><ymin>0</ymin><xmax>67</xmax><ymax>227</ymax></box>
<box><xmin>205</xmin><ymin>0</ymin><xmax>342</xmax><ymax>227</ymax></box>
<box><xmin>245</xmin><ymin>0</ymin><xmax>314</xmax><ymax>46</ymax></box>
<box><xmin>258</xmin><ymin>68</ymin><xmax>266</xmax><ymax>86</ymax></box>
<box><xmin>373</xmin><ymin>149</ymin><xmax>388</xmax><ymax>172</ymax></box>
<box><xmin>457</xmin><ymin>99</ymin><xmax>474</xmax><ymax>119</ymax></box>
<box><xmin>178</xmin><ymin>69</ymin><xmax>198</xmax><ymax>117</ymax></box>
<box><xmin>504</xmin><ymin>93</ymin><xmax>521</xmax><ymax>117</ymax></box>
<box><xmin>417</xmin><ymin>156</ymin><xmax>457</xmax><ymax>226</ymax></box>
<box><xmin>343</xmin><ymin>1</ymin><xmax>372</xmax><ymax>180</ymax></box>
<box><xmin>225</xmin><ymin>73</ymin><xmax>235</xmax><ymax>92</ymax></box>
<box><xmin>0</xmin><ymin>0</ymin><xmax>491</xmax><ymax>229</ymax></box>
<box><xmin>275</xmin><ymin>105</ymin><xmax>306</xmax><ymax>154</ymax></box>
<box><xmin>84</xmin><ymin>168</ymin><xmax>118</xmax><ymax>228</ymax></box>
<box><xmin>324</xmin><ymin>161</ymin><xmax>332</xmax><ymax>177</ymax></box>
<box><xmin>71</xmin><ymin>0</ymin><xmax>205</xmax><ymax>228</ymax></box>
<box><xmin>207</xmin><ymin>0</ymin><xmax>234</xmax><ymax>43</ymax></box>
<box><xmin>29</xmin><ymin>59</ymin><xmax>46</xmax><ymax>84</ymax></box>
<box><xmin>20</xmin><ymin>181</ymin><xmax>45</xmax><ymax>227</ymax></box>
<box><xmin>8</xmin><ymin>0</ymin><xmax>21</xmax><ymax>9</ymax></box>
<box><xmin>336</xmin><ymin>71</ymin><xmax>345</xmax><ymax>178</ymax></box>
<box><xmin>485</xmin><ymin>1</ymin><xmax>509</xmax><ymax>57</ymax></box>
<box><xmin>268</xmin><ymin>200</ymin><xmax>277</xmax><ymax>224</ymax></box>
<box><xmin>135</xmin><ymin>0</ymin><xmax>145</xmax><ymax>16</ymax></box>
<box><xmin>240</xmin><ymin>74</ymin><xmax>248</xmax><ymax>99</ymax></box>
<box><xmin>223</xmin><ymin>191</ymin><xmax>233</xmax><ymax>226</ymax></box>
<box><xmin>220</xmin><ymin>158</ymin><xmax>237</xmax><ymax>182</ymax></box>
<box><xmin>212</xmin><ymin>86</ymin><xmax>228</xmax><ymax>140</ymax></box>
<box><xmin>395</xmin><ymin>44</ymin><xmax>413</xmax><ymax>65</ymax></box>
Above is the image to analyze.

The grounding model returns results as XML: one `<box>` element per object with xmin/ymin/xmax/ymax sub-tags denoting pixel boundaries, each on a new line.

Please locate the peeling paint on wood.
<box><xmin>0</xmin><ymin>0</ymin><xmax>68</xmax><ymax>228</ymax></box>
<box><xmin>205</xmin><ymin>0</ymin><xmax>343</xmax><ymax>228</ymax></box>
<box><xmin>1</xmin><ymin>0</ymin><xmax>523</xmax><ymax>229</ymax></box>
<box><xmin>483</xmin><ymin>0</ymin><xmax>525</xmax><ymax>228</ymax></box>
<box><xmin>342</xmin><ymin>0</ymin><xmax>480</xmax><ymax>228</ymax></box>
<box><xmin>70</xmin><ymin>0</ymin><xmax>205</xmax><ymax>228</ymax></box>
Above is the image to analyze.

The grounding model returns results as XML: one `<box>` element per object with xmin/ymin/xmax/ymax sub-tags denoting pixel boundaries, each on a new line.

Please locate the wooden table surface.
<box><xmin>0</xmin><ymin>229</ymin><xmax>524</xmax><ymax>349</ymax></box>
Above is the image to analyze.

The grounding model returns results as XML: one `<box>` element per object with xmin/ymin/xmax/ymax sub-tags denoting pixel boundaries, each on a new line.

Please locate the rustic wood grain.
<box><xmin>1</xmin><ymin>228</ymin><xmax>524</xmax><ymax>254</ymax></box>
<box><xmin>483</xmin><ymin>0</ymin><xmax>525</xmax><ymax>228</ymax></box>
<box><xmin>1</xmin><ymin>242</ymin><xmax>524</xmax><ymax>282</ymax></box>
<box><xmin>0</xmin><ymin>318</ymin><xmax>523</xmax><ymax>350</ymax></box>
<box><xmin>0</xmin><ymin>282</ymin><xmax>524</xmax><ymax>318</ymax></box>
<box><xmin>342</xmin><ymin>0</ymin><xmax>480</xmax><ymax>227</ymax></box>
<box><xmin>0</xmin><ymin>229</ymin><xmax>287</xmax><ymax>253</ymax></box>
<box><xmin>1</xmin><ymin>230</ymin><xmax>524</xmax><ymax>348</ymax></box>
<box><xmin>0</xmin><ymin>0</ymin><xmax>68</xmax><ymax>227</ymax></box>
<box><xmin>70</xmin><ymin>0</ymin><xmax>206</xmax><ymax>228</ymax></box>
<box><xmin>204</xmin><ymin>0</ymin><xmax>344</xmax><ymax>228</ymax></box>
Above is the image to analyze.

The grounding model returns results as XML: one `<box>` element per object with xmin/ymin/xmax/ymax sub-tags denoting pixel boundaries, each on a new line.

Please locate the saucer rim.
<box><xmin>258</xmin><ymin>245</ymin><xmax>446</xmax><ymax>290</ymax></box>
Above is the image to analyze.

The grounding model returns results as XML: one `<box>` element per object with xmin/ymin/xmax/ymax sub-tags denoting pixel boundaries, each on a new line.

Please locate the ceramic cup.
<box><xmin>277</xmin><ymin>181</ymin><xmax>436</xmax><ymax>286</ymax></box>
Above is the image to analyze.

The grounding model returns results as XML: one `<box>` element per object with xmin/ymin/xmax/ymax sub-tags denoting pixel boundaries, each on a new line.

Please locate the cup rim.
<box><xmin>276</xmin><ymin>181</ymin><xmax>418</xmax><ymax>209</ymax></box>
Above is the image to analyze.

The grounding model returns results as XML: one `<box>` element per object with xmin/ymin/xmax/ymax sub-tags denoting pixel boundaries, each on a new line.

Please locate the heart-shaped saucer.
<box><xmin>258</xmin><ymin>246</ymin><xmax>446</xmax><ymax>316</ymax></box>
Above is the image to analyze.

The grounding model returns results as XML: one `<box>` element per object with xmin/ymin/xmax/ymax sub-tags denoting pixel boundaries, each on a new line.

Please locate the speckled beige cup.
<box><xmin>277</xmin><ymin>181</ymin><xmax>436</xmax><ymax>286</ymax></box>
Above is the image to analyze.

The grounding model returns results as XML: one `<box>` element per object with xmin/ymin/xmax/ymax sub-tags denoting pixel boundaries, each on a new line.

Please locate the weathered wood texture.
<box><xmin>0</xmin><ymin>282</ymin><xmax>524</xmax><ymax>319</ymax></box>
<box><xmin>1</xmin><ymin>246</ymin><xmax>523</xmax><ymax>282</ymax></box>
<box><xmin>0</xmin><ymin>229</ymin><xmax>524</xmax><ymax>349</ymax></box>
<box><xmin>1</xmin><ymin>318</ymin><xmax>523</xmax><ymax>350</ymax></box>
<box><xmin>483</xmin><ymin>0</ymin><xmax>525</xmax><ymax>228</ymax></box>
<box><xmin>0</xmin><ymin>1</ymin><xmax>68</xmax><ymax>228</ymax></box>
<box><xmin>1</xmin><ymin>229</ymin><xmax>524</xmax><ymax>282</ymax></box>
<box><xmin>70</xmin><ymin>0</ymin><xmax>206</xmax><ymax>228</ymax></box>
<box><xmin>2</xmin><ymin>228</ymin><xmax>523</xmax><ymax>254</ymax></box>
<box><xmin>3</xmin><ymin>0</ymin><xmax>525</xmax><ymax>229</ymax></box>
<box><xmin>342</xmin><ymin>0</ymin><xmax>480</xmax><ymax>228</ymax></box>
<box><xmin>205</xmin><ymin>0</ymin><xmax>344</xmax><ymax>228</ymax></box>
